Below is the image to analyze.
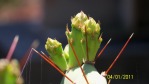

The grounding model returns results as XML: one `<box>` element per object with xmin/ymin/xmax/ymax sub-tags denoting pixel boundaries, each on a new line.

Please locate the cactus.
<box><xmin>42</xmin><ymin>11</ymin><xmax>133</xmax><ymax>84</ymax></box>
<box><xmin>45</xmin><ymin>11</ymin><xmax>106</xmax><ymax>84</ymax></box>
<box><xmin>0</xmin><ymin>59</ymin><xmax>23</xmax><ymax>84</ymax></box>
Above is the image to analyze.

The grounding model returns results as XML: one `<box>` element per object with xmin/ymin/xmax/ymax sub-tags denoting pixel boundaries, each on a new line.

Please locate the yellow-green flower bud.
<box><xmin>45</xmin><ymin>38</ymin><xmax>67</xmax><ymax>71</ymax></box>
<box><xmin>71</xmin><ymin>11</ymin><xmax>88</xmax><ymax>29</ymax></box>
<box><xmin>81</xmin><ymin>17</ymin><xmax>102</xmax><ymax>61</ymax></box>
<box><xmin>66</xmin><ymin>11</ymin><xmax>102</xmax><ymax>68</ymax></box>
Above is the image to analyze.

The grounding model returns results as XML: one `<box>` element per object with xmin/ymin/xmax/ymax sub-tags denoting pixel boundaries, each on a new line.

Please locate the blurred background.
<box><xmin>0</xmin><ymin>0</ymin><xmax>148</xmax><ymax>84</ymax></box>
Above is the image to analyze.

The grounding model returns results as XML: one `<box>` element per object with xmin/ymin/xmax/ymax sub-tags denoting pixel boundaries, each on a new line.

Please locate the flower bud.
<box><xmin>71</xmin><ymin>11</ymin><xmax>88</xmax><ymax>29</ymax></box>
<box><xmin>0</xmin><ymin>59</ymin><xmax>24</xmax><ymax>84</ymax></box>
<box><xmin>45</xmin><ymin>38</ymin><xmax>67</xmax><ymax>71</ymax></box>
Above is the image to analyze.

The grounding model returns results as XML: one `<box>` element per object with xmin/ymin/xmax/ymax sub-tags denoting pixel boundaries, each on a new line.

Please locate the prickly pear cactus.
<box><xmin>45</xmin><ymin>11</ymin><xmax>107</xmax><ymax>84</ymax></box>
<box><xmin>0</xmin><ymin>59</ymin><xmax>23</xmax><ymax>84</ymax></box>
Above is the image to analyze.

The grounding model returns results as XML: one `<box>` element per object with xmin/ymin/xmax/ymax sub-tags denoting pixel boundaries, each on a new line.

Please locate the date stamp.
<box><xmin>106</xmin><ymin>74</ymin><xmax>134</xmax><ymax>80</ymax></box>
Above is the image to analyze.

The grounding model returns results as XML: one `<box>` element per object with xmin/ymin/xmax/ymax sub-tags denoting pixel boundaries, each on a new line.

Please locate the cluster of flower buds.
<box><xmin>45</xmin><ymin>11</ymin><xmax>102</xmax><ymax>71</ymax></box>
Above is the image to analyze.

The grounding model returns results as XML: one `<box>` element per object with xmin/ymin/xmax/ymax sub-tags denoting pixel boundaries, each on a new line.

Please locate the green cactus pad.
<box><xmin>61</xmin><ymin>64</ymin><xmax>107</xmax><ymax>84</ymax></box>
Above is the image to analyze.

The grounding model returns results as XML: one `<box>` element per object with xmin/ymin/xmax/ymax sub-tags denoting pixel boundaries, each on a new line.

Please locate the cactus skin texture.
<box><xmin>0</xmin><ymin>59</ymin><xmax>23</xmax><ymax>84</ymax></box>
<box><xmin>61</xmin><ymin>64</ymin><xmax>107</xmax><ymax>84</ymax></box>
<box><xmin>45</xmin><ymin>11</ymin><xmax>107</xmax><ymax>84</ymax></box>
